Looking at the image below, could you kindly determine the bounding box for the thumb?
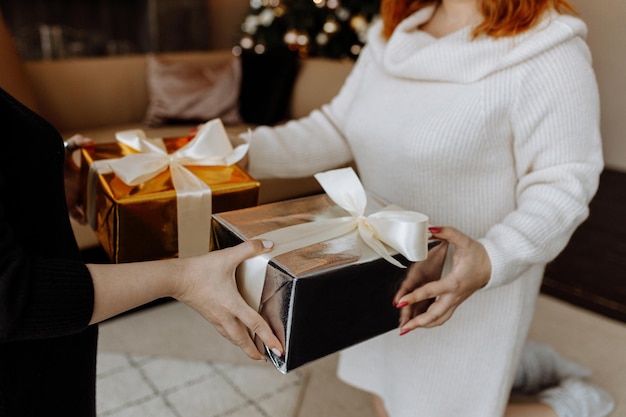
[229,239,274,264]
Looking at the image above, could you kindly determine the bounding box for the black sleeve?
[0,87,95,342]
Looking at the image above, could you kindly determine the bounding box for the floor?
[99,294,626,417]
[96,351,307,417]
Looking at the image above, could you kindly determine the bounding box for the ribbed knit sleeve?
[0,189,95,342]
[480,37,603,289]
[14,258,94,339]
[246,48,372,179]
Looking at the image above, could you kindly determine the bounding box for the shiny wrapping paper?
[212,193,435,373]
[80,135,260,263]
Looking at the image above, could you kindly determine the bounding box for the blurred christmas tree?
[233,0,380,60]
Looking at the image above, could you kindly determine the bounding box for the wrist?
[167,256,198,304]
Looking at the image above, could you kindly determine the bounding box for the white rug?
[96,352,308,417]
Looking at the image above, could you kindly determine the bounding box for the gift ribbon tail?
[86,161,114,231]
[170,163,213,258]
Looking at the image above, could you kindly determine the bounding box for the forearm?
[86,240,284,360]
[247,109,353,179]
[86,258,183,324]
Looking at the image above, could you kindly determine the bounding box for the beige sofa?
[12,51,354,250]
[22,51,354,142]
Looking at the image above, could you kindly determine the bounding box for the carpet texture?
[96,352,308,417]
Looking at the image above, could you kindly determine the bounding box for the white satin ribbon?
[237,167,429,311]
[87,118,248,258]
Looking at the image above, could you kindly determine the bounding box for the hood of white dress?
[366,5,589,83]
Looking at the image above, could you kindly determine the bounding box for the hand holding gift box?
[82,119,260,263]
[212,167,432,373]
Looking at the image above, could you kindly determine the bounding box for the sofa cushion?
[23,51,238,132]
[144,55,242,127]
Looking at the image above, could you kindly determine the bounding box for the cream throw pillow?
[144,55,242,127]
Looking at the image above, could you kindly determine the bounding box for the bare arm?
[87,239,282,361]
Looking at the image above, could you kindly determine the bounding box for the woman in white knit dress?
[243,0,613,416]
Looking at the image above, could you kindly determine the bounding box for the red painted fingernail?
[395,301,409,308]
[428,227,442,234]
[399,328,411,336]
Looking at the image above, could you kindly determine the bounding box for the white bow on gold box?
[80,119,260,263]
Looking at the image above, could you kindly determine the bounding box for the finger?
[394,276,421,306]
[394,241,449,305]
[394,263,433,307]
[418,300,456,328]
[397,279,446,307]
[428,239,450,263]
[217,317,266,360]
[401,299,456,332]
[398,297,435,329]
[429,226,472,249]
[398,304,411,328]
[398,292,435,329]
[236,303,283,358]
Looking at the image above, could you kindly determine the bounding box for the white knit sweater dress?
[246,6,602,417]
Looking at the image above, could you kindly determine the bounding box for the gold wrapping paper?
[81,134,260,263]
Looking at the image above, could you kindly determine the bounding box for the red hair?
[380,0,577,39]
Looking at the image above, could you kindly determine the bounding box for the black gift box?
[212,193,434,373]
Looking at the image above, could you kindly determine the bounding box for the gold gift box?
[212,194,435,373]
[81,135,260,263]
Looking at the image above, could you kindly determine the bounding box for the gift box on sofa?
[211,168,432,373]
[81,119,260,263]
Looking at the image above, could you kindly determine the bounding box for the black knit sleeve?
[0,87,95,342]
[0,186,94,342]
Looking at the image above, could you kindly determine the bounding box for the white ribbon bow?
[89,118,248,258]
[237,167,429,311]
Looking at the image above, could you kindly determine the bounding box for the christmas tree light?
[234,0,380,60]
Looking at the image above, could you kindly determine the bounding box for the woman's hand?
[173,239,283,361]
[63,134,94,224]
[88,239,283,361]
[394,226,491,334]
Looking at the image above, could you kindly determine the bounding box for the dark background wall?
[0,0,210,60]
